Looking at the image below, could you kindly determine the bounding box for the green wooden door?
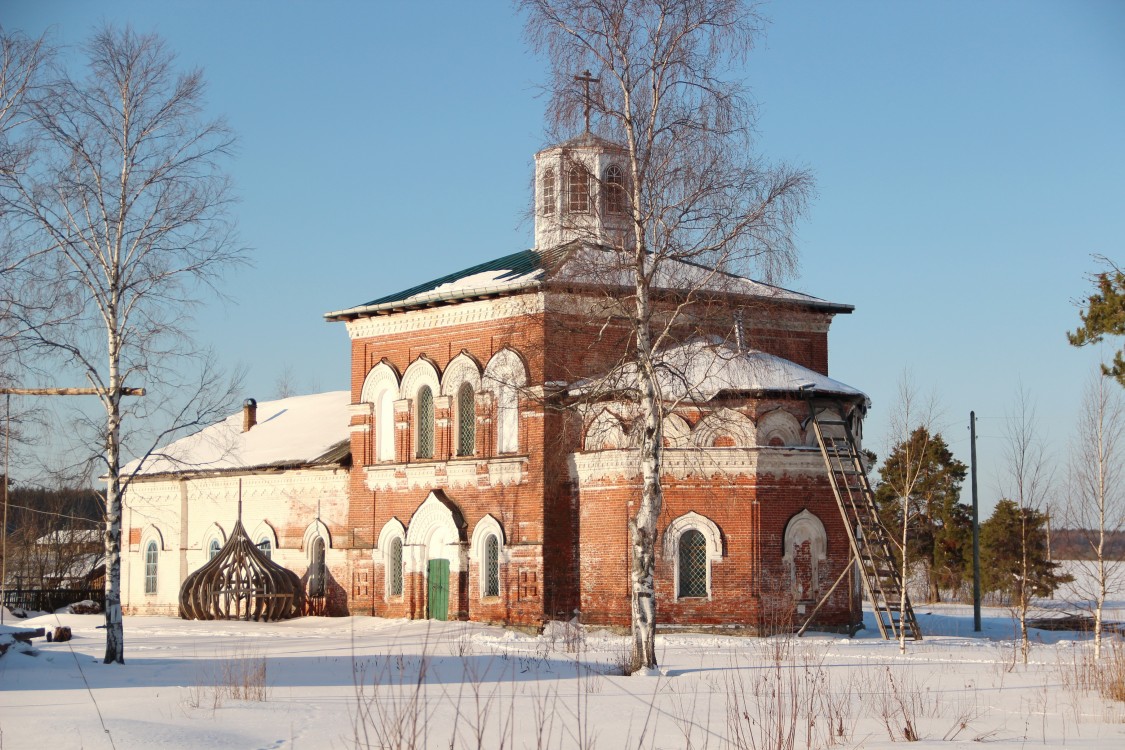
[427,559,449,621]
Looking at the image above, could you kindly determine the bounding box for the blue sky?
[5,0,1124,512]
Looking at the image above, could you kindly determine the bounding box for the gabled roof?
[325,243,851,321]
[126,391,351,478]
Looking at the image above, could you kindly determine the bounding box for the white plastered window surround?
[250,521,279,552]
[757,409,803,447]
[663,414,691,448]
[401,357,441,459]
[376,518,407,600]
[361,361,401,463]
[201,522,226,555]
[662,512,723,600]
[691,408,756,447]
[483,348,528,455]
[782,509,827,602]
[470,514,508,599]
[140,525,165,596]
[584,409,628,451]
[441,352,483,457]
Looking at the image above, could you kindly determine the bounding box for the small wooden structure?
[179,515,302,622]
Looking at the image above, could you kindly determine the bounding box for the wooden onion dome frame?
[179,502,302,622]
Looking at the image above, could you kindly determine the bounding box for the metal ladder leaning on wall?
[807,403,922,641]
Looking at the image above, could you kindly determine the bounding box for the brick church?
[121,133,868,634]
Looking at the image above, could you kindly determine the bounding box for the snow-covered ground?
[2,596,1124,750]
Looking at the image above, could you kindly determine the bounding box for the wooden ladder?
[808,404,922,642]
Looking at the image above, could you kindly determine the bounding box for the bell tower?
[533,134,631,251]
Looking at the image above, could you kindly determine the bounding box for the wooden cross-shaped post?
[0,386,144,625]
[575,70,600,133]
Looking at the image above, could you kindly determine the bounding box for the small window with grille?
[604,164,626,214]
[457,382,475,457]
[389,537,403,596]
[416,385,434,459]
[677,529,708,598]
[144,540,158,594]
[568,166,590,213]
[483,534,500,597]
[209,538,221,560]
[257,538,272,559]
[542,168,556,215]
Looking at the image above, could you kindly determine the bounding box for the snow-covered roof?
[126,391,351,478]
[34,529,100,546]
[573,339,865,402]
[325,243,850,321]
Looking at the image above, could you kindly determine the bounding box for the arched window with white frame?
[484,349,527,456]
[144,540,159,594]
[471,515,506,600]
[361,361,401,463]
[209,539,221,560]
[541,167,556,215]
[604,164,626,215]
[457,382,475,456]
[377,518,407,600]
[416,385,435,458]
[568,165,590,213]
[663,512,723,601]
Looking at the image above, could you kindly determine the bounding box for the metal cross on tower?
[574,70,600,133]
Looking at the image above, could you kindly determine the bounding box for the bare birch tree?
[873,373,939,653]
[1065,369,1125,659]
[0,27,243,663]
[1001,386,1055,664]
[521,0,813,669]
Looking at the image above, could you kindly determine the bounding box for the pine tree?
[981,498,1071,604]
[874,428,969,602]
[1069,258,1125,387]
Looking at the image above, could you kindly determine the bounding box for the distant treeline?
[2,480,104,534]
[1053,528,1125,560]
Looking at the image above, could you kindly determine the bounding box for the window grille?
[604,165,626,214]
[542,168,555,215]
[209,539,221,559]
[416,386,434,458]
[144,541,158,594]
[389,537,403,596]
[309,538,326,597]
[258,539,272,559]
[484,535,500,597]
[678,529,707,598]
[568,166,590,213]
[457,383,475,456]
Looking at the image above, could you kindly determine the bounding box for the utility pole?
[970,410,981,632]
[0,387,144,625]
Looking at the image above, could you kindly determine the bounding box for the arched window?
[257,538,272,559]
[483,534,500,597]
[416,385,434,459]
[388,537,403,597]
[541,168,556,215]
[568,165,590,213]
[485,349,526,455]
[457,382,475,456]
[209,539,221,560]
[678,530,707,598]
[309,537,326,597]
[144,541,159,594]
[604,164,626,215]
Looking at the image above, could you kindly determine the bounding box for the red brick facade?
[333,289,863,635]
